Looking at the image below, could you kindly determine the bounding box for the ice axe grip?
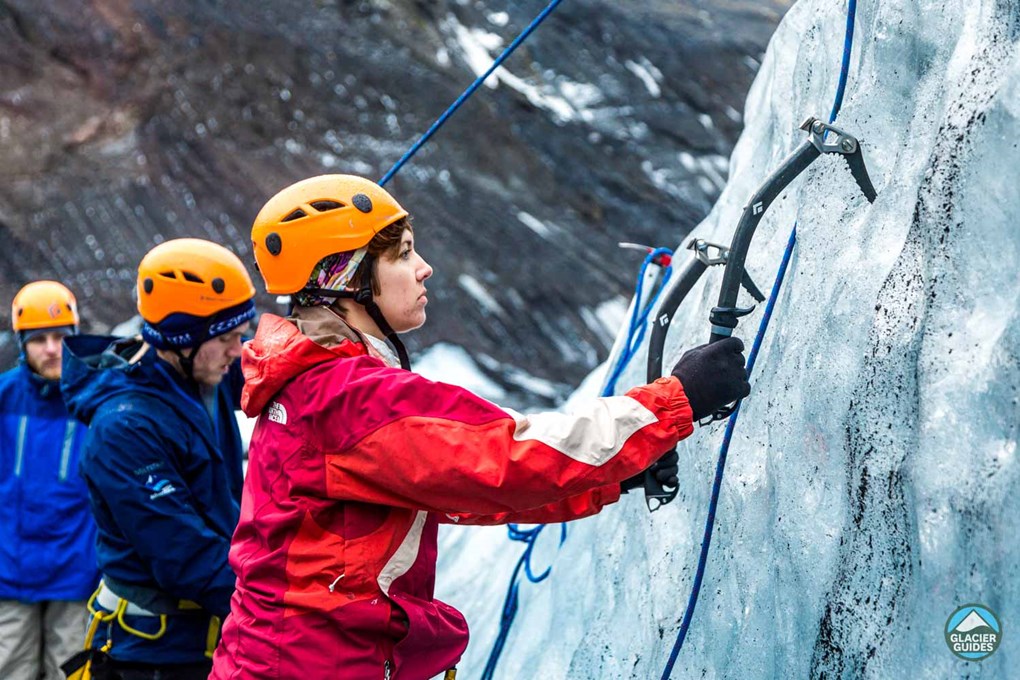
[641,242,726,511]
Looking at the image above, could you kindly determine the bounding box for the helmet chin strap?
[172,346,200,383]
[302,254,411,371]
[171,319,213,385]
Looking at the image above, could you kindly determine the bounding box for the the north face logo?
[267,401,288,425]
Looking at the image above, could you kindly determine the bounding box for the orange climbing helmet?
[251,175,409,294]
[12,280,79,333]
[137,238,256,349]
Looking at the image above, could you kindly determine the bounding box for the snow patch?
[516,211,554,238]
[450,19,505,88]
[445,14,603,124]
[624,58,663,98]
[457,274,504,315]
[594,296,629,336]
[415,343,507,402]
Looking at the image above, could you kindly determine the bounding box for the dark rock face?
[0,0,789,406]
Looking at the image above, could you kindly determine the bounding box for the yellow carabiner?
[114,598,168,641]
[86,584,118,624]
[66,586,120,680]
[205,615,222,658]
[82,604,104,651]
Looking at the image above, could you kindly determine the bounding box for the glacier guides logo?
[945,604,1001,661]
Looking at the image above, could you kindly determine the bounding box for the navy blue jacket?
[62,335,245,663]
[0,362,96,602]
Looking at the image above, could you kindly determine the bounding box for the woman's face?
[374,229,433,333]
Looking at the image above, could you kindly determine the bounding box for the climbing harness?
[61,581,220,679]
[659,1,872,677]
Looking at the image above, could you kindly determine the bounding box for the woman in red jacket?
[210,175,749,680]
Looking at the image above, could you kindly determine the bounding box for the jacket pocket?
[280,506,347,612]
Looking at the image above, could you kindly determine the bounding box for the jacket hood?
[241,311,369,417]
[61,335,166,425]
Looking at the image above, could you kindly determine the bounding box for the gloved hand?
[621,449,678,493]
[670,337,751,421]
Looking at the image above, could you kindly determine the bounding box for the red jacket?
[211,307,694,679]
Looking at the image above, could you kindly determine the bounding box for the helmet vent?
[352,193,373,213]
[282,208,308,222]
[265,233,283,255]
[310,200,343,212]
[212,277,226,294]
[143,278,154,294]
[182,271,204,284]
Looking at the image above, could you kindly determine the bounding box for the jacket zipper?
[58,420,76,481]
[384,660,391,680]
[13,415,27,477]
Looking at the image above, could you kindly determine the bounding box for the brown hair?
[348,216,413,295]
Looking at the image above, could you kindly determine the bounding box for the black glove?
[621,449,679,493]
[670,337,751,421]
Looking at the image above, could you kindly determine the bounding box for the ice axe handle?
[709,303,752,346]
[644,460,679,512]
[706,322,742,422]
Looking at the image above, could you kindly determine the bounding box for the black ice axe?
[642,116,878,510]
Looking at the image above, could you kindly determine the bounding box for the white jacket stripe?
[377,510,428,596]
[502,396,658,467]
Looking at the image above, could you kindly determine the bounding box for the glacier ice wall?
[436,0,1019,678]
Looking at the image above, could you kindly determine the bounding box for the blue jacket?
[62,335,245,664]
[0,362,96,602]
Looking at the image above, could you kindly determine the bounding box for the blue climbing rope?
[659,2,860,677]
[604,248,675,396]
[363,1,570,673]
[659,229,796,679]
[378,0,566,187]
[480,523,567,680]
[482,246,674,679]
[368,0,860,674]
[829,0,859,125]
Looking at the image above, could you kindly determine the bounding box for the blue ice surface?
[436,0,1020,677]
